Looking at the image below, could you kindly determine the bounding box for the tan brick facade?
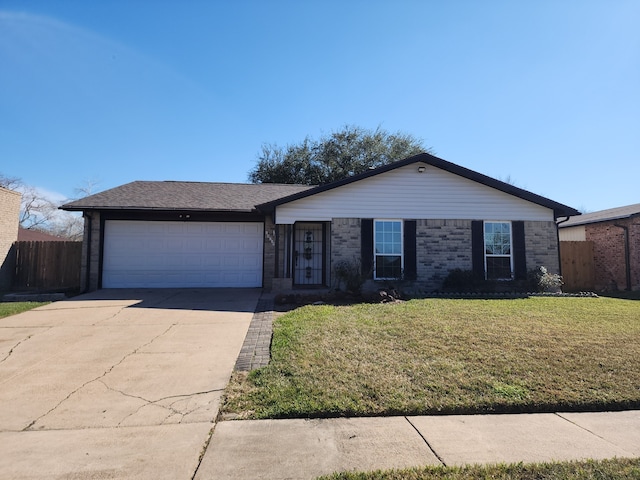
[524,221,560,274]
[0,187,21,290]
[330,218,361,265]
[315,218,559,294]
[414,219,473,291]
[586,218,640,291]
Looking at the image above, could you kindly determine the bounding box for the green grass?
[222,297,640,419]
[0,301,47,319]
[317,458,640,480]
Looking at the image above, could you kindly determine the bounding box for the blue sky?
[1,1,638,212]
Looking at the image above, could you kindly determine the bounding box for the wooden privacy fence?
[560,241,595,292]
[13,241,82,290]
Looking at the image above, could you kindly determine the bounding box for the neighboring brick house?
[559,204,640,291]
[0,186,21,290]
[62,153,579,293]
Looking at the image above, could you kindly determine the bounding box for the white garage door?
[103,220,263,288]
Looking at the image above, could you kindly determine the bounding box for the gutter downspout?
[614,223,631,291]
[555,216,571,277]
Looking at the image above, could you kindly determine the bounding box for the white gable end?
[275,164,554,224]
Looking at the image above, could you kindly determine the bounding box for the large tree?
[248,125,431,185]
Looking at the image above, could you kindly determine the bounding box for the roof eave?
[560,211,640,228]
[59,205,258,214]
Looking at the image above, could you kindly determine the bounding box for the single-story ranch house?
[61,153,580,293]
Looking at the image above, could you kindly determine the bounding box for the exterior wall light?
[418,166,426,173]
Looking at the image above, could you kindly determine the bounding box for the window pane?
[375,255,401,278]
[374,220,403,279]
[486,256,512,280]
[485,223,511,256]
[484,222,512,280]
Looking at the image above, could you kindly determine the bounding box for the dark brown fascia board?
[256,152,581,219]
[59,205,258,214]
[97,209,264,223]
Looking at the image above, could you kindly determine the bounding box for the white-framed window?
[374,219,403,279]
[484,221,513,280]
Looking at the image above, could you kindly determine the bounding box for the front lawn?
[222,297,640,419]
[0,301,47,319]
[318,458,640,480]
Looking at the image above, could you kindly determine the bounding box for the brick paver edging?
[234,296,274,371]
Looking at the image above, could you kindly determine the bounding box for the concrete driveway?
[0,288,260,479]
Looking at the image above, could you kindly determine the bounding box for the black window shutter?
[471,220,485,280]
[403,220,417,280]
[512,221,526,280]
[361,219,374,279]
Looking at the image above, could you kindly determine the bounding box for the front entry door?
[294,223,324,285]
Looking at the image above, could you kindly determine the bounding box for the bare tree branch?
[1,172,86,240]
[0,173,23,191]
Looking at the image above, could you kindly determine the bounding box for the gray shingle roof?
[61,181,314,212]
[560,203,640,227]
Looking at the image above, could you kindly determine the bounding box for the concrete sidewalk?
[196,410,640,479]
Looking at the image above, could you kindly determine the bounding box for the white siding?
[559,225,586,241]
[275,164,554,224]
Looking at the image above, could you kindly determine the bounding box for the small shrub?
[528,266,563,293]
[333,259,367,293]
[442,269,476,292]
[442,269,530,294]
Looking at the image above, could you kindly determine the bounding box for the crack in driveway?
[23,324,177,431]
[0,334,34,364]
[92,308,127,326]
[100,379,225,426]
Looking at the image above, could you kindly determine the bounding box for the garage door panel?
[103,220,263,288]
[186,239,203,250]
[211,243,225,252]
[166,238,184,249]
[204,224,224,234]
[203,256,222,267]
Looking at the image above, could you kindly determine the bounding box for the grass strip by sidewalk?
[0,302,48,319]
[317,458,640,480]
[222,297,640,419]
